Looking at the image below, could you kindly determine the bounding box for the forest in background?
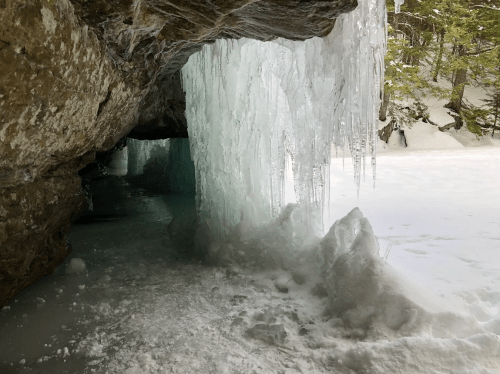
[382,0,500,137]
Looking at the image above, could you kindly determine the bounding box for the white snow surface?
[449,127,500,147]
[403,121,464,149]
[330,147,500,326]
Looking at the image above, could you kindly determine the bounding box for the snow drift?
[321,208,485,339]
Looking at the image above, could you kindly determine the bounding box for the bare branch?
[470,5,500,11]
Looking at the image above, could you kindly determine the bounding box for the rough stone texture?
[0,0,357,307]
[128,71,188,140]
[0,157,89,305]
[378,120,396,143]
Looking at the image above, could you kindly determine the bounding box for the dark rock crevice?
[96,89,113,118]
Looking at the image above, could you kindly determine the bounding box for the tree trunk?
[450,67,467,112]
[493,100,498,137]
[379,90,391,121]
[432,29,445,82]
[445,45,467,114]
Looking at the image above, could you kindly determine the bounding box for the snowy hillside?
[378,85,500,152]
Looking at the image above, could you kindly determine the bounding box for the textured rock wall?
[0,0,140,307]
[0,0,357,306]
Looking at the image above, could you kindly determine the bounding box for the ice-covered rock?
[246,324,287,345]
[66,258,87,275]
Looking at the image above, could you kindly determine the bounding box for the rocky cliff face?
[0,0,356,306]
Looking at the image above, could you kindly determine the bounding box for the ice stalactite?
[182,0,386,241]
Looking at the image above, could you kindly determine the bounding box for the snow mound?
[403,121,464,150]
[448,127,500,147]
[321,208,484,339]
[66,258,86,275]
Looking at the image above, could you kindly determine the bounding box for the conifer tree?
[382,0,500,135]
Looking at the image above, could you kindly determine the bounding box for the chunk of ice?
[66,258,86,275]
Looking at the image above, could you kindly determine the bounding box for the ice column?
[182,0,386,240]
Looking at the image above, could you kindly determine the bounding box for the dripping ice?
[182,0,387,240]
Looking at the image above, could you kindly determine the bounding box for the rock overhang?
[0,0,358,306]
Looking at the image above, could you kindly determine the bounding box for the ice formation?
[105,147,128,176]
[127,138,195,193]
[127,139,169,177]
[182,0,386,240]
[180,0,490,340]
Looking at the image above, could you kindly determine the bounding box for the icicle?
[182,0,387,240]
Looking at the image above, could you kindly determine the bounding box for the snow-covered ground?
[1,144,499,373]
[377,66,500,153]
[378,120,500,152]
[330,147,500,368]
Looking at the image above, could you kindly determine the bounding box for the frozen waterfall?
[182,0,386,242]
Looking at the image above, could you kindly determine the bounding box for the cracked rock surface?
[0,0,356,306]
